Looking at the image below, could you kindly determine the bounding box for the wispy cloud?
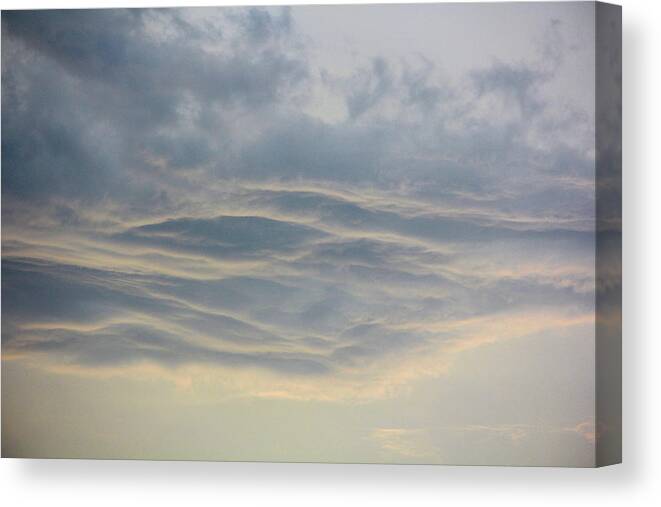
[370,428,435,459]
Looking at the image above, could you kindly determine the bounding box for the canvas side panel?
[595,1,622,467]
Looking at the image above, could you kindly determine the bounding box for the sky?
[2,3,602,465]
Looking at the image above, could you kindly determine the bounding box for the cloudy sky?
[2,3,600,465]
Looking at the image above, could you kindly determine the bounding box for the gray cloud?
[347,57,394,118]
[472,62,546,117]
[1,8,308,205]
[401,58,446,111]
[2,7,597,394]
[114,215,327,260]
[239,6,293,45]
[13,323,330,376]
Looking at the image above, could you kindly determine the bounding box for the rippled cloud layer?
[2,4,600,464]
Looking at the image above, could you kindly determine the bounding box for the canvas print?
[1,2,621,466]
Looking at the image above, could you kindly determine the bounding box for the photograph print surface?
[1,2,621,466]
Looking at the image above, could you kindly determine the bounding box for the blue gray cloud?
[2,6,596,401]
